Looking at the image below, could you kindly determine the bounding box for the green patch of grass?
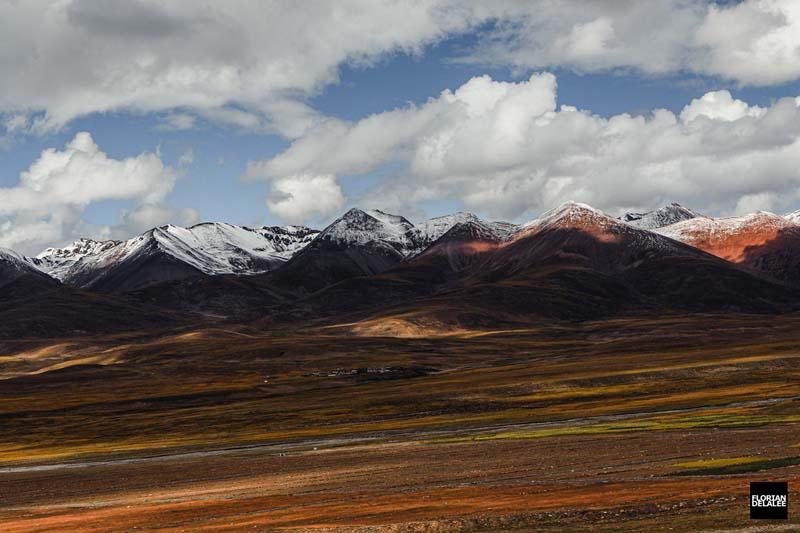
[672,457,761,469]
[432,414,800,443]
[671,456,800,476]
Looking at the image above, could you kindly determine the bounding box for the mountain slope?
[0,248,57,290]
[417,212,517,247]
[260,209,423,296]
[656,212,800,283]
[0,278,185,339]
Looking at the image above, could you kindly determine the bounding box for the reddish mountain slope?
[657,212,800,283]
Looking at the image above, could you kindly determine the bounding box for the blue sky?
[2,1,800,253]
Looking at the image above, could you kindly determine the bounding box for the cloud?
[177,147,194,167]
[266,174,345,224]
[0,0,480,132]
[157,113,196,131]
[459,0,800,87]
[0,132,185,254]
[679,90,765,123]
[247,73,800,221]
[2,0,800,136]
[115,203,198,237]
[693,0,800,86]
[453,1,704,75]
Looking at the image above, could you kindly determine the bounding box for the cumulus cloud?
[679,90,765,123]
[247,73,800,222]
[0,132,185,254]
[266,174,345,224]
[693,0,800,86]
[1,0,800,136]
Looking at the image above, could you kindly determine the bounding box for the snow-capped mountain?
[152,222,319,273]
[24,207,516,293]
[655,211,793,260]
[653,211,800,283]
[418,212,517,244]
[1,248,56,289]
[515,201,685,254]
[521,201,609,231]
[31,238,121,281]
[27,200,800,295]
[316,208,518,258]
[316,208,424,257]
[620,203,701,229]
[35,222,319,291]
[784,210,800,224]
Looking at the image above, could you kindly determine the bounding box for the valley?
[1,314,799,531]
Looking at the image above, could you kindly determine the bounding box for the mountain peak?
[33,221,320,289]
[784,209,800,224]
[521,201,610,232]
[621,203,702,229]
[317,208,418,252]
[1,247,56,289]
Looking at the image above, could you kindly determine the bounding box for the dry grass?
[3,314,800,530]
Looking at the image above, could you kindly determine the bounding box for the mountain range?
[4,201,800,338]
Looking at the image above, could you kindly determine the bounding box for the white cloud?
[248,73,800,222]
[0,132,173,214]
[460,0,800,87]
[680,90,765,123]
[0,0,481,132]
[115,203,199,237]
[266,174,345,224]
[454,1,704,76]
[0,132,185,254]
[2,0,800,136]
[693,0,800,86]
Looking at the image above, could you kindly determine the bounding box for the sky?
[2,0,800,254]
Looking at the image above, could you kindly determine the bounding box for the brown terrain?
[1,313,799,531]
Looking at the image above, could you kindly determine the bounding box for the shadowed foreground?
[2,314,799,531]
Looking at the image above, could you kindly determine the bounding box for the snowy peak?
[419,212,518,243]
[1,247,32,269]
[149,222,319,274]
[520,201,616,234]
[657,211,792,241]
[419,212,482,242]
[621,203,702,229]
[36,238,121,260]
[35,222,320,287]
[655,211,797,264]
[316,208,421,255]
[436,219,504,244]
[1,247,55,288]
[32,238,121,280]
[316,208,519,258]
[784,209,800,224]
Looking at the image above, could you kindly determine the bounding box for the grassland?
[1,313,799,531]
